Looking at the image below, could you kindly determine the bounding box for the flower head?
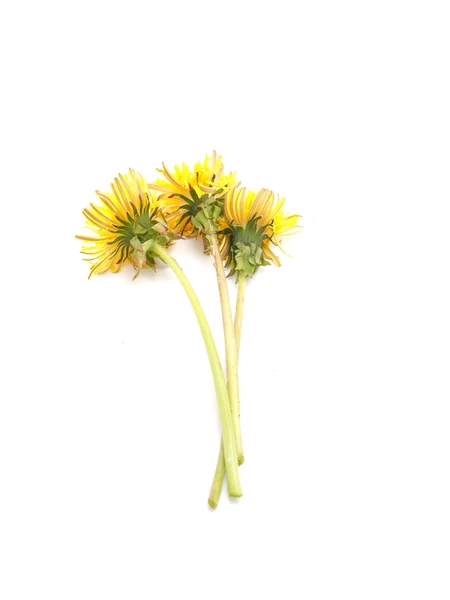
[77,169,173,278]
[219,187,301,278]
[149,151,238,238]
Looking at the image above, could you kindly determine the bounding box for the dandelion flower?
[208,186,301,508]
[76,169,173,278]
[219,187,301,278]
[77,169,243,498]
[149,151,238,237]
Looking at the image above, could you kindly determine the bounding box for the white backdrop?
[1,1,449,598]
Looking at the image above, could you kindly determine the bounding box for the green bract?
[222,216,271,278]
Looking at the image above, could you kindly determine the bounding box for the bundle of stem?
[208,272,247,508]
[154,243,242,498]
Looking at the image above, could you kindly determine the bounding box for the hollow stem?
[153,243,242,498]
[209,234,244,464]
[208,274,247,508]
[208,443,225,509]
[234,276,246,362]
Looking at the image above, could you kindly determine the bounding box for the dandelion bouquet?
[77,153,301,508]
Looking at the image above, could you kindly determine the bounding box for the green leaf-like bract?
[223,216,272,278]
[127,207,174,276]
[172,185,225,237]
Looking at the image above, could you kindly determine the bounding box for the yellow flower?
[219,187,301,277]
[77,169,172,278]
[148,151,238,237]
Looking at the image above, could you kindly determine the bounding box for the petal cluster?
[219,187,301,277]
[149,151,238,237]
[78,152,301,280]
[77,169,171,278]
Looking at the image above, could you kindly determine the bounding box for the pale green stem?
[209,234,244,464]
[208,443,225,509]
[208,274,247,508]
[153,243,242,498]
[234,276,246,361]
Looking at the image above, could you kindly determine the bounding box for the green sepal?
[129,210,174,272]
[171,188,224,237]
[227,241,270,278]
[224,216,272,278]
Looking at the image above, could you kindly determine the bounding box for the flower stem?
[208,443,225,509]
[153,243,242,498]
[234,276,246,362]
[209,234,244,464]
[208,274,247,508]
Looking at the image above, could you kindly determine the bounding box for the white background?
[1,1,449,598]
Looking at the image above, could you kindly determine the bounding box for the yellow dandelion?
[148,151,238,237]
[76,169,243,499]
[208,187,301,508]
[77,169,172,278]
[219,187,301,277]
